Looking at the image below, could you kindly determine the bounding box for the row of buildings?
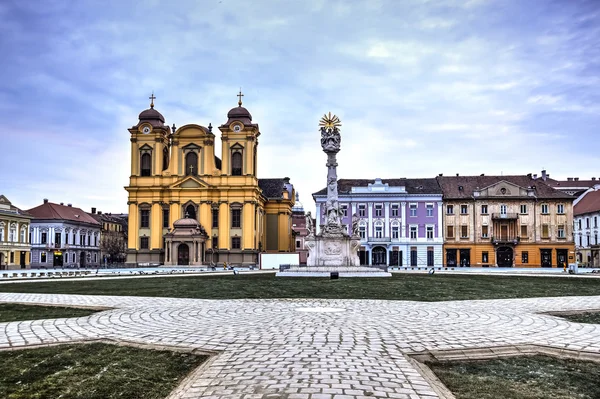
[0,196,127,270]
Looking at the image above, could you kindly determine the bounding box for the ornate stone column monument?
[305,113,360,266]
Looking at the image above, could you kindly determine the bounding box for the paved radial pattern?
[1,293,600,398]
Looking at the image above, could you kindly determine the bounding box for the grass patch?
[0,303,99,323]
[1,273,600,301]
[0,342,208,399]
[559,311,600,325]
[427,355,600,399]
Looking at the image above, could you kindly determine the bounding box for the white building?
[573,185,600,267]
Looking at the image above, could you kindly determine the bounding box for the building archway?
[80,251,86,268]
[178,243,190,265]
[372,246,387,265]
[496,246,513,267]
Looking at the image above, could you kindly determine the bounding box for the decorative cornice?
[127,201,138,205]
[130,138,138,143]
[203,139,214,145]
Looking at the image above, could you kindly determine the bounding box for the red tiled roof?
[27,202,100,225]
[574,190,600,216]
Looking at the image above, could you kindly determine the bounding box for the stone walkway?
[1,293,600,398]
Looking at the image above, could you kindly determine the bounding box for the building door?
[80,252,86,268]
[178,243,190,265]
[497,246,513,267]
[53,252,63,267]
[20,252,26,269]
[427,248,434,267]
[359,250,368,265]
[446,249,457,267]
[410,248,417,266]
[372,247,386,265]
[459,249,471,267]
[390,251,399,266]
[540,249,552,267]
[556,249,568,268]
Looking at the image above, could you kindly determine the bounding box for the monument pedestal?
[305,233,360,266]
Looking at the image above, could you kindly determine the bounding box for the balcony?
[492,213,518,220]
[368,236,391,243]
[491,236,520,245]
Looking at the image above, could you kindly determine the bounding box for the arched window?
[20,228,26,243]
[231,151,242,176]
[162,147,169,171]
[185,152,198,176]
[186,204,196,220]
[140,153,151,176]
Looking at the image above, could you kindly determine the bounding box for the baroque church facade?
[125,94,295,266]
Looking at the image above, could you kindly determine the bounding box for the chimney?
[283,177,290,184]
[592,177,596,181]
[91,207,96,214]
[60,202,64,205]
[438,173,443,176]
[567,177,573,181]
[43,198,48,204]
[541,170,547,181]
[456,173,459,176]
[98,211,102,215]
[575,177,579,181]
[533,174,537,179]
[480,173,484,176]
[68,204,72,207]
[527,173,532,178]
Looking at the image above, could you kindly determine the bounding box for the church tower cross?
[149,92,156,109]
[237,89,244,106]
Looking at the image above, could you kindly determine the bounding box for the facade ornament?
[306,211,314,237]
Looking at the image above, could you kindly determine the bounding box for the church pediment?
[182,143,202,150]
[170,175,212,189]
[474,180,533,198]
[139,144,153,151]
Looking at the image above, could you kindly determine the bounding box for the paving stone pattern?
[1,293,600,398]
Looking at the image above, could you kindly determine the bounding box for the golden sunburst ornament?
[319,112,341,129]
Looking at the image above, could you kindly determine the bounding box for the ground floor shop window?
[521,251,528,263]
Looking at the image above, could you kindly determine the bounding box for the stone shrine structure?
[304,114,361,266]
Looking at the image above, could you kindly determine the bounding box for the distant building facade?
[88,209,127,264]
[27,200,101,268]
[437,175,575,267]
[573,185,600,267]
[0,195,32,270]
[313,178,443,266]
[291,193,309,264]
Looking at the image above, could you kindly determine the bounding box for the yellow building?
[438,175,575,268]
[0,195,32,270]
[125,94,295,266]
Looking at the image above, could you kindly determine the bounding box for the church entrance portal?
[496,246,513,267]
[178,243,190,265]
[372,247,386,265]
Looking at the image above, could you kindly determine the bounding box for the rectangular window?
[358,204,366,217]
[482,251,488,263]
[482,225,488,238]
[542,224,549,238]
[231,237,241,249]
[578,219,581,230]
[426,226,434,239]
[41,252,47,263]
[409,203,417,217]
[522,251,529,263]
[341,204,348,217]
[163,209,169,228]
[481,205,488,214]
[212,236,218,249]
[359,226,366,239]
[541,204,549,214]
[296,240,301,249]
[391,204,399,217]
[375,225,383,238]
[410,226,417,239]
[446,205,454,215]
[461,225,468,238]
[426,204,434,217]
[80,235,84,246]
[557,204,564,214]
[55,232,61,247]
[447,225,454,238]
[140,210,150,228]
[586,218,590,228]
[140,237,149,249]
[212,209,219,228]
[392,226,399,239]
[427,247,434,267]
[557,225,565,238]
[375,204,383,217]
[500,204,507,215]
[520,204,527,214]
[41,232,47,244]
[595,217,598,228]
[460,205,468,214]
[521,225,528,239]
[596,234,598,245]
[232,209,241,228]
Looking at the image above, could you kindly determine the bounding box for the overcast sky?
[1,0,599,214]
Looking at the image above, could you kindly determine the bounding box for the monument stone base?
[304,233,360,266]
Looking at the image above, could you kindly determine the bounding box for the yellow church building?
[125,93,295,266]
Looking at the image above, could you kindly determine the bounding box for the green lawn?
[1,273,599,301]
[560,312,600,325]
[0,343,208,399]
[427,355,600,399]
[0,303,100,323]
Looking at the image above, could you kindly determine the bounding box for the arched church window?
[140,153,151,176]
[186,204,197,220]
[185,152,198,176]
[231,151,242,176]
[162,147,169,171]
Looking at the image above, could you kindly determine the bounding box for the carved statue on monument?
[351,213,360,237]
[305,211,314,237]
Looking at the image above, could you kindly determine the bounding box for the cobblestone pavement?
[1,293,600,398]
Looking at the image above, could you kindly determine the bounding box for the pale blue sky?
[1,0,599,214]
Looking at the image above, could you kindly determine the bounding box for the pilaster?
[150,202,162,249]
[218,202,230,249]
[243,202,254,249]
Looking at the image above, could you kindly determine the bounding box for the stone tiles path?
[1,293,600,398]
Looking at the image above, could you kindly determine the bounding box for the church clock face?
[142,126,151,134]
[233,125,241,132]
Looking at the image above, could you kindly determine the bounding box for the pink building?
[291,193,310,264]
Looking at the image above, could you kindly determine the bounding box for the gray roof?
[312,178,442,196]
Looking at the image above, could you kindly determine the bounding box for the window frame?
[409,203,418,217]
[481,204,488,214]
[460,204,468,215]
[231,236,241,249]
